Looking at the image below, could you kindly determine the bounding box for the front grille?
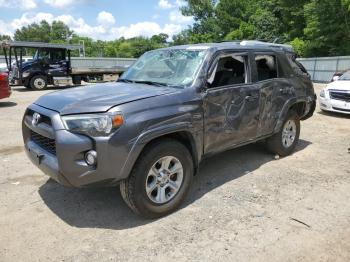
[26,109,52,126]
[329,91,350,102]
[31,131,56,155]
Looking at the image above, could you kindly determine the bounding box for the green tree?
[304,0,350,56]
[14,20,73,43]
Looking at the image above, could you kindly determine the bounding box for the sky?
[0,0,194,40]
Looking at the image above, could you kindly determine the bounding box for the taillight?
[0,73,8,81]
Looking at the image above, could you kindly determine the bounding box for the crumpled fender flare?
[274,96,315,133]
[118,122,198,180]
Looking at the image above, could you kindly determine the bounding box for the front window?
[339,70,350,81]
[33,49,50,60]
[120,49,207,88]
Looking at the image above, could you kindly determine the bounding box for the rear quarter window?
[287,56,309,76]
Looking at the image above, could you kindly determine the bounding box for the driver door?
[48,49,68,77]
[203,51,261,154]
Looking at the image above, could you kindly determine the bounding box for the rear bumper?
[22,104,131,187]
[300,94,317,120]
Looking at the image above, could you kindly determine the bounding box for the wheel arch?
[28,72,50,87]
[274,99,308,133]
[119,126,202,180]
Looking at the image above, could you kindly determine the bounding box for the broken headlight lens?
[61,113,124,137]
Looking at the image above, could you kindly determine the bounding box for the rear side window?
[255,55,277,81]
[288,56,309,76]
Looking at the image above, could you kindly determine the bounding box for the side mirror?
[332,75,340,81]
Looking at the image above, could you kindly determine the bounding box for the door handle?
[245,94,258,102]
[280,86,294,94]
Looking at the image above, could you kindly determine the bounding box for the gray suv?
[22,41,316,218]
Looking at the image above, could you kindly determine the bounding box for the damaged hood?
[34,82,178,115]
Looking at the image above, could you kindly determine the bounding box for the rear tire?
[266,110,300,157]
[30,75,47,90]
[120,138,194,218]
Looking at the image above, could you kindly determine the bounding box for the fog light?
[85,150,97,166]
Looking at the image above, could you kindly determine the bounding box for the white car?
[319,70,350,114]
[0,57,33,72]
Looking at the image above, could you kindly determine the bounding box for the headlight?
[320,89,326,98]
[61,113,124,137]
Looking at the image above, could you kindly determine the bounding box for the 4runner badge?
[32,112,41,126]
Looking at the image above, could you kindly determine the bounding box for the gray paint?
[22,43,316,187]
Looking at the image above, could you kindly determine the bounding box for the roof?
[163,40,294,53]
[0,41,83,50]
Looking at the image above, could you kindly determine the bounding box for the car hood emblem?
[32,112,41,126]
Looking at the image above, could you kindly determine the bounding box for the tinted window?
[208,55,247,88]
[50,50,65,63]
[255,55,277,81]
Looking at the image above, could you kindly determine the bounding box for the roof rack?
[0,41,83,50]
[240,40,294,52]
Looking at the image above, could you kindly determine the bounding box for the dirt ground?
[0,84,349,262]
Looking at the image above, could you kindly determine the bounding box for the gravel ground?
[0,84,349,262]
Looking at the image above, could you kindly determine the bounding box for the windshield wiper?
[117,78,134,83]
[132,80,169,87]
[118,78,181,88]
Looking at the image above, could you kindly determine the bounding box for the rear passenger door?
[253,53,293,137]
[203,51,261,154]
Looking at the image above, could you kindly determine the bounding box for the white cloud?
[112,22,182,39]
[11,12,55,29]
[44,0,93,9]
[0,12,186,41]
[158,0,173,9]
[175,0,186,7]
[97,11,115,25]
[0,0,37,10]
[44,0,73,8]
[169,10,193,24]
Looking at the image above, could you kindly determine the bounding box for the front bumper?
[22,104,131,187]
[319,96,350,115]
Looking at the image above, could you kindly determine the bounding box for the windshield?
[339,70,350,81]
[33,49,50,60]
[120,49,207,88]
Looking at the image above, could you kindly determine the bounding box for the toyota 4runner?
[22,41,316,218]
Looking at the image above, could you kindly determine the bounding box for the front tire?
[266,110,300,157]
[120,138,194,218]
[30,75,47,90]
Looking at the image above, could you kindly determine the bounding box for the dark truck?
[1,41,130,90]
[22,41,316,218]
